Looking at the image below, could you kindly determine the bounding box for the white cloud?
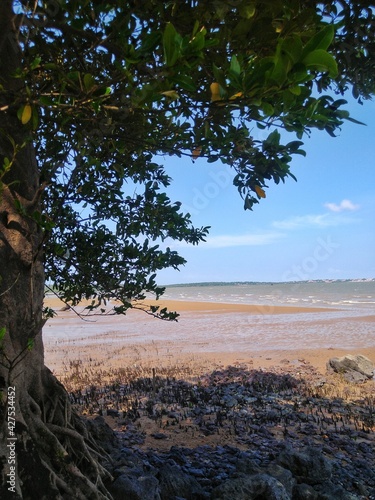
[169,231,284,249]
[203,232,284,248]
[272,210,360,230]
[272,214,336,230]
[324,199,360,213]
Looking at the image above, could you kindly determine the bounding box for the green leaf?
[0,327,6,342]
[39,95,55,106]
[289,85,301,95]
[138,31,161,55]
[244,195,257,210]
[270,51,290,85]
[280,36,303,64]
[239,3,256,19]
[171,74,196,91]
[31,106,39,130]
[212,64,227,89]
[230,55,241,77]
[289,63,310,83]
[265,129,280,146]
[30,56,42,70]
[83,73,96,91]
[192,20,200,37]
[345,115,366,126]
[302,25,335,57]
[286,140,304,151]
[44,62,58,70]
[2,157,10,169]
[163,22,179,67]
[261,102,274,116]
[188,28,206,52]
[303,49,338,77]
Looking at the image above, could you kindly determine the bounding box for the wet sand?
[43,297,375,381]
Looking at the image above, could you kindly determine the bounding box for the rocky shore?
[68,359,375,499]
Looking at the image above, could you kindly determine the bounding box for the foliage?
[3,0,375,316]
[314,1,375,100]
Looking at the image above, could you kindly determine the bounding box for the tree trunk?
[0,4,112,498]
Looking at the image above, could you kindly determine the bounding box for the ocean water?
[163,280,375,311]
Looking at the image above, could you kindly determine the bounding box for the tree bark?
[0,4,112,498]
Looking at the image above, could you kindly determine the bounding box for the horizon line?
[163,278,375,287]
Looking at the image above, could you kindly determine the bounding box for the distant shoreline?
[164,278,375,287]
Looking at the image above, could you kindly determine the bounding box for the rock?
[353,480,370,497]
[293,483,318,499]
[107,408,120,417]
[71,363,375,499]
[341,369,368,383]
[158,464,207,500]
[221,395,238,407]
[276,447,332,485]
[169,447,189,466]
[265,464,296,497]
[210,473,291,500]
[327,354,374,380]
[314,482,360,500]
[235,457,262,475]
[188,467,206,478]
[85,415,119,452]
[151,432,168,440]
[109,474,160,500]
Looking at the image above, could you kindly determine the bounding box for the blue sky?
[156,95,375,285]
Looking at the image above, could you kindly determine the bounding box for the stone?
[293,483,318,499]
[188,467,206,477]
[235,457,262,475]
[106,408,120,417]
[342,369,368,383]
[314,482,359,500]
[108,474,160,500]
[169,447,189,466]
[265,464,296,497]
[210,473,291,500]
[327,354,374,379]
[151,432,168,440]
[158,464,207,500]
[276,447,332,485]
[85,416,119,452]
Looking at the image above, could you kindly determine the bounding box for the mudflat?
[43,296,375,380]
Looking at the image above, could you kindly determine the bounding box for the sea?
[162,280,375,311]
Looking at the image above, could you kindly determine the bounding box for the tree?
[0,1,374,497]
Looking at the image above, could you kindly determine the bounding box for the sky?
[154,94,375,285]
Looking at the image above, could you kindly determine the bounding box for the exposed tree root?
[1,368,115,499]
[46,423,112,483]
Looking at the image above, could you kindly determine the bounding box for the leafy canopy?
[3,0,375,318]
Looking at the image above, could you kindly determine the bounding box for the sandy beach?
[43,296,375,385]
